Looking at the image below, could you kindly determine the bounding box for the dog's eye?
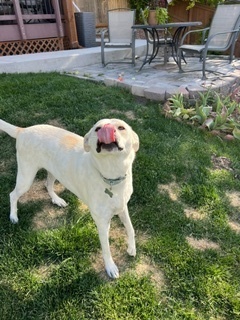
[95,127,101,132]
[118,126,125,131]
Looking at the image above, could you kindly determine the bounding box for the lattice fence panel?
[0,38,64,56]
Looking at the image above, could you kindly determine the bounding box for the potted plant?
[143,0,170,24]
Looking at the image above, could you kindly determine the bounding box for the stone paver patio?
[67,55,240,102]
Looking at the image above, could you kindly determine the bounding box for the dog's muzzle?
[96,141,123,153]
[96,123,123,153]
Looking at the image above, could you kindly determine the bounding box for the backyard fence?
[73,0,129,26]
[168,2,240,57]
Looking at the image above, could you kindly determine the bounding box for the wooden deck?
[0,0,78,55]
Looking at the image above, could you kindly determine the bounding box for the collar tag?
[100,173,127,198]
[105,188,113,198]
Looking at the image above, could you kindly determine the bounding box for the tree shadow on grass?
[0,268,102,320]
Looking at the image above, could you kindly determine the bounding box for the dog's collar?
[101,174,127,187]
[99,172,127,198]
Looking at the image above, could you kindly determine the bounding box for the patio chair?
[177,3,240,79]
[101,8,136,66]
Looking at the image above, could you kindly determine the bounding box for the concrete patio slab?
[0,40,146,73]
[0,40,239,102]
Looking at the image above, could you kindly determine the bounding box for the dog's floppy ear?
[84,131,91,152]
[132,130,139,152]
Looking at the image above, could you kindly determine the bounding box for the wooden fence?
[168,3,214,26]
[74,1,239,56]
[74,1,214,28]
[168,3,215,44]
[73,0,129,26]
[168,2,240,57]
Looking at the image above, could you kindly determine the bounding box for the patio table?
[132,21,202,70]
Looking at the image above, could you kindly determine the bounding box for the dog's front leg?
[93,215,119,278]
[118,206,136,257]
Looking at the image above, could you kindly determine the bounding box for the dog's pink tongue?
[97,124,116,144]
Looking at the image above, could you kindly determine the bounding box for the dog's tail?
[0,119,20,139]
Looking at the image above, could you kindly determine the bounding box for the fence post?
[62,0,79,48]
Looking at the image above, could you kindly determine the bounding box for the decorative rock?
[224,134,235,141]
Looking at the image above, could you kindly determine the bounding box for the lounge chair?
[177,3,240,79]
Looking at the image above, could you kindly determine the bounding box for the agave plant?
[164,90,240,139]
[167,93,195,120]
[190,92,238,131]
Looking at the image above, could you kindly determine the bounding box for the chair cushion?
[180,45,205,53]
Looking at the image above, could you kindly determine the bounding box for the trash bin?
[75,12,96,48]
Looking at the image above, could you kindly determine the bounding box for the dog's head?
[84,119,139,155]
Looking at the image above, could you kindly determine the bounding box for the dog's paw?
[52,196,68,208]
[105,262,119,279]
[127,246,136,257]
[10,214,18,224]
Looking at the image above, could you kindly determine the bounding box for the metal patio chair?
[177,3,240,79]
[101,8,136,66]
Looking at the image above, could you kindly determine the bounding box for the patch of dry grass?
[186,236,220,251]
[158,181,179,202]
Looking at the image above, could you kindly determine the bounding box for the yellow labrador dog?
[0,118,139,278]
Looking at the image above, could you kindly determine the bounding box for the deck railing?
[0,0,64,41]
[0,0,80,55]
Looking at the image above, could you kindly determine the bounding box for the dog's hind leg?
[10,163,38,224]
[45,171,67,207]
[118,207,136,257]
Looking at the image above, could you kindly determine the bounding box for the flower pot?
[148,10,157,25]
[147,8,169,25]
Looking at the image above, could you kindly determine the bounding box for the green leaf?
[202,106,212,117]
[173,108,182,117]
[194,106,212,124]
[190,115,201,122]
[204,117,214,130]
[220,105,228,119]
[227,103,236,116]
[233,127,240,140]
[213,114,226,129]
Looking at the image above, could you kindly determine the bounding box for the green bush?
[128,0,149,22]
[128,0,226,21]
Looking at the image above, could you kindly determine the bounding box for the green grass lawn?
[0,73,239,320]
